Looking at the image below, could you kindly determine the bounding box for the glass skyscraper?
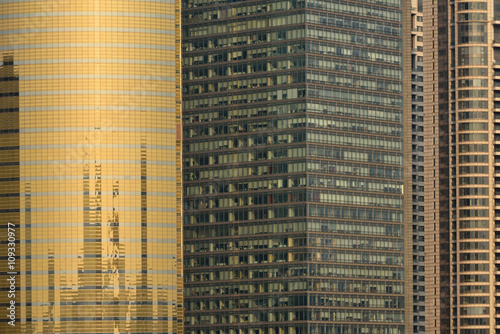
[182,0,412,333]
[0,1,182,333]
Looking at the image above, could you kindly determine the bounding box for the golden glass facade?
[0,1,182,333]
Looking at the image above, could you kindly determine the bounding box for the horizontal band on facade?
[0,27,175,35]
[0,11,175,20]
[16,254,177,260]
[19,160,176,166]
[0,175,176,182]
[1,190,176,197]
[14,58,176,65]
[18,300,177,306]
[12,269,178,275]
[20,90,176,97]
[15,206,177,213]
[15,316,176,322]
[13,223,178,228]
[1,43,176,51]
[0,208,178,213]
[20,105,176,112]
[19,238,177,244]
[19,127,176,134]
[20,74,176,81]
[18,144,176,150]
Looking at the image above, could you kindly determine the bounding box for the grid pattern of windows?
[453,0,491,332]
[182,0,408,333]
[0,1,182,333]
[410,0,425,332]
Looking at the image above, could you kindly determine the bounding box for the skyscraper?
[410,0,426,332]
[424,0,496,333]
[182,0,412,333]
[0,1,182,333]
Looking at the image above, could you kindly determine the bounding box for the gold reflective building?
[0,1,182,333]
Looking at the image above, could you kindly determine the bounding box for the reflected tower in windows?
[0,1,183,333]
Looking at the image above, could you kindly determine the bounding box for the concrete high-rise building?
[410,0,425,332]
[182,0,412,333]
[424,0,500,333]
[0,1,182,333]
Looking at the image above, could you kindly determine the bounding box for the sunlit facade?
[182,0,412,333]
[0,1,182,333]
[410,0,425,332]
[424,0,500,333]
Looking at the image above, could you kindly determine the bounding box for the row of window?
[186,250,402,268]
[458,133,488,142]
[185,205,307,224]
[458,144,488,153]
[183,102,301,121]
[184,130,402,153]
[184,146,306,167]
[185,178,400,204]
[459,220,488,228]
[308,145,403,165]
[185,117,307,136]
[184,87,306,109]
[185,190,306,209]
[185,308,403,326]
[183,159,401,183]
[185,325,402,334]
[185,115,401,140]
[306,12,400,37]
[307,131,402,151]
[183,101,401,124]
[459,252,488,261]
[186,295,405,312]
[459,242,489,250]
[184,0,303,13]
[307,26,401,51]
[458,154,488,163]
[309,204,403,223]
[184,219,402,240]
[184,72,303,95]
[457,122,488,130]
[307,160,402,179]
[308,174,402,193]
[184,263,404,284]
[184,220,307,238]
[307,85,401,108]
[309,0,402,20]
[185,277,403,297]
[185,171,303,187]
[185,42,304,66]
[184,14,304,39]
[309,189,403,208]
[308,55,402,80]
[307,41,401,66]
[459,285,489,294]
[184,58,304,80]
[307,71,402,93]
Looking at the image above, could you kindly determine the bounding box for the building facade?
[410,0,426,332]
[182,0,412,333]
[0,1,182,333]
[424,0,500,333]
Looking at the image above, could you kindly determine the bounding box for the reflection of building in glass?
[182,0,412,332]
[0,1,183,333]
